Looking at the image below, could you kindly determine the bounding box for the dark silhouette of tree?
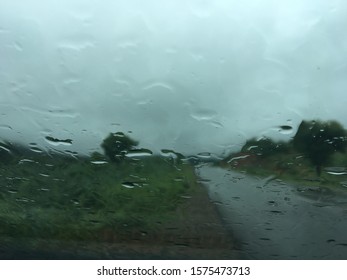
[241,137,290,157]
[101,132,138,162]
[293,120,347,176]
[0,140,16,163]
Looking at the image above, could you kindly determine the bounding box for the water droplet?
[45,136,73,146]
[63,150,79,157]
[90,160,108,165]
[121,182,142,189]
[71,199,80,205]
[7,189,18,194]
[213,201,224,206]
[277,125,293,134]
[160,149,183,160]
[18,159,37,164]
[279,125,293,130]
[227,154,250,163]
[267,200,278,206]
[0,144,11,154]
[0,125,12,130]
[16,197,30,203]
[173,178,184,182]
[191,108,217,121]
[209,120,224,128]
[30,146,44,153]
[125,149,153,158]
[325,167,347,176]
[197,152,212,159]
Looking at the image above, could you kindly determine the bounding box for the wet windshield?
[1,0,347,260]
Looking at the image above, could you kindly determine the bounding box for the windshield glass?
[1,0,347,260]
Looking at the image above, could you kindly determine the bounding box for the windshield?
[1,0,347,260]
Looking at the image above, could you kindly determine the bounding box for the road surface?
[197,165,347,259]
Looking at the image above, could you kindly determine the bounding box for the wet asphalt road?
[197,165,347,259]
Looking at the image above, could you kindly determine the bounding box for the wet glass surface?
[198,165,347,259]
[1,1,347,259]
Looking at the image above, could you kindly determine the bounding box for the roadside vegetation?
[0,133,199,243]
[220,119,347,190]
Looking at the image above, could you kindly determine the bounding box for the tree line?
[239,120,347,176]
[2,119,346,176]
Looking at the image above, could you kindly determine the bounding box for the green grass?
[0,154,198,242]
[219,150,347,191]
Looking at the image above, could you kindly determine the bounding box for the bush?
[101,132,138,162]
[293,120,347,176]
[241,137,291,158]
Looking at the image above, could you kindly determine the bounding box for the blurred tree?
[101,132,138,162]
[241,137,290,157]
[293,120,347,176]
[0,141,16,163]
[0,140,27,163]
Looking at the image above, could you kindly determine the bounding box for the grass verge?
[0,154,236,259]
[219,151,347,193]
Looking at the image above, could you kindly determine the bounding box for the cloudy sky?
[1,0,347,157]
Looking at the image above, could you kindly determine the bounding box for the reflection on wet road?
[197,165,347,259]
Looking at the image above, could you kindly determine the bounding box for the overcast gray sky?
[1,0,347,157]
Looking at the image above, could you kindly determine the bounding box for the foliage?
[293,120,347,175]
[241,137,291,158]
[0,141,15,163]
[0,154,197,242]
[101,132,138,162]
[0,140,25,163]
